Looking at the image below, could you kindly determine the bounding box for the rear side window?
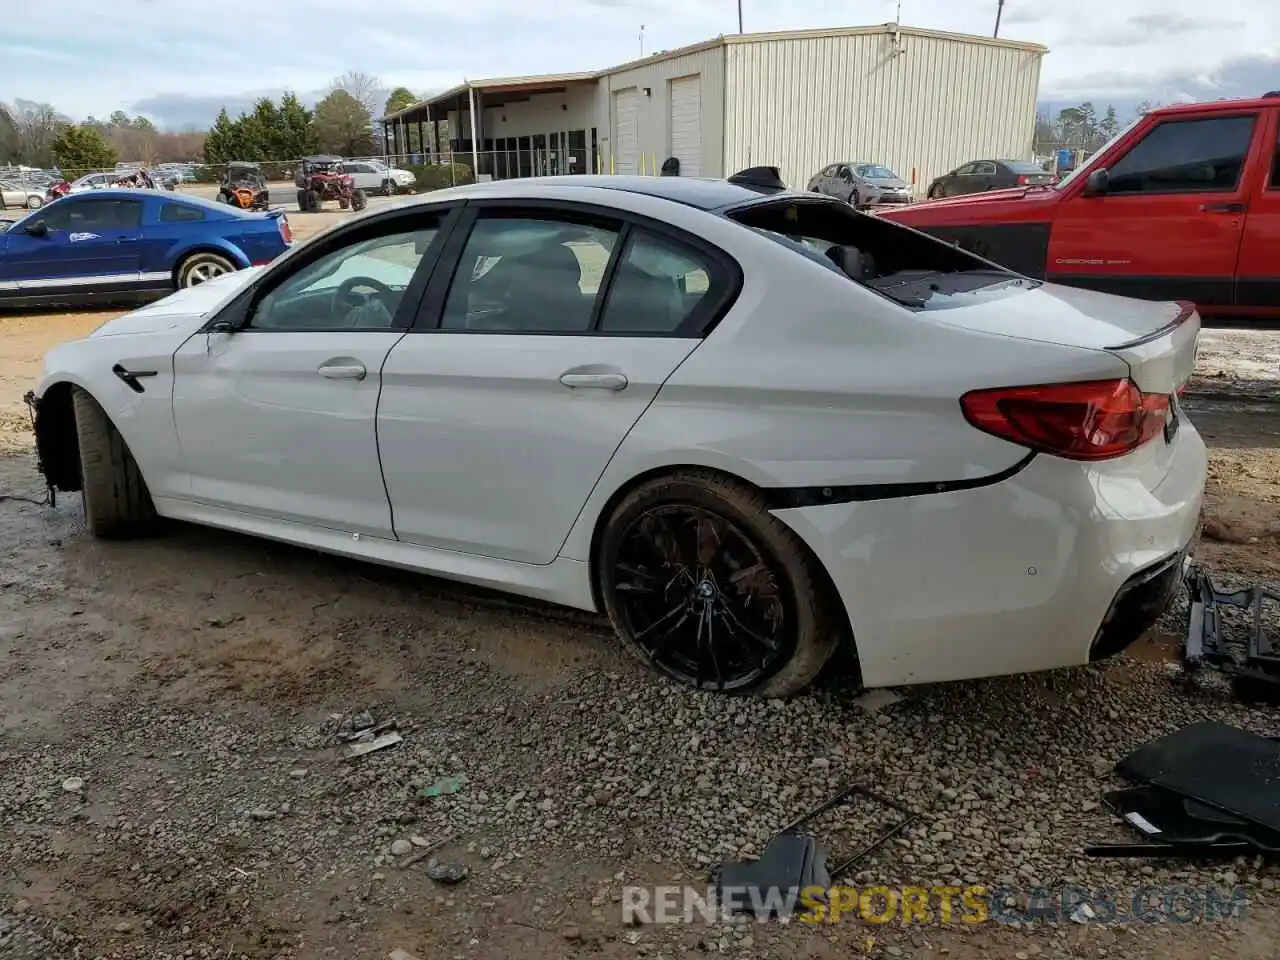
[1107,116,1257,194]
[1270,126,1280,190]
[1004,161,1046,175]
[598,230,713,335]
[160,203,206,223]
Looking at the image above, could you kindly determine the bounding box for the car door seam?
[374,330,412,540]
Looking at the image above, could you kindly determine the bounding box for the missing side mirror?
[1082,168,1110,197]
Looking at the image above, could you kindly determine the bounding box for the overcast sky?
[4,0,1278,128]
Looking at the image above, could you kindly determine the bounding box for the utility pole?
[639,23,645,57]
[993,0,1004,37]
[737,0,743,33]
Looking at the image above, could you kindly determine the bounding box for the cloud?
[4,0,1278,130]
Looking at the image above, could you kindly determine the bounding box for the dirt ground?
[2,307,1280,959]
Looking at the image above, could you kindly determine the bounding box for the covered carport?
[380,72,601,180]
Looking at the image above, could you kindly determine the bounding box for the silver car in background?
[0,179,46,210]
[807,161,914,209]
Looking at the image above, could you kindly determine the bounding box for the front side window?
[1106,115,1257,194]
[249,221,441,331]
[440,215,620,332]
[44,198,142,231]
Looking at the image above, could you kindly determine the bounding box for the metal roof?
[378,23,1048,123]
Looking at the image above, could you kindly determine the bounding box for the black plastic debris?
[1183,564,1280,699]
[425,860,469,885]
[712,782,917,919]
[1087,721,1280,860]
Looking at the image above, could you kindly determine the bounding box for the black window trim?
[46,195,144,231]
[407,197,744,339]
[1102,112,1260,197]
[197,201,465,335]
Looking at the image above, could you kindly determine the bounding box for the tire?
[305,189,321,212]
[850,190,861,208]
[596,469,842,698]
[338,197,351,210]
[382,179,397,196]
[26,195,43,209]
[295,189,307,211]
[71,387,157,539]
[177,251,236,288]
[350,189,367,212]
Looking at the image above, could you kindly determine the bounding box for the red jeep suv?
[879,93,1280,319]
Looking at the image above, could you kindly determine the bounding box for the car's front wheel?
[177,251,235,288]
[72,387,158,538]
[597,469,842,697]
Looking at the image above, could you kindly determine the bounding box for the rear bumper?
[773,424,1207,688]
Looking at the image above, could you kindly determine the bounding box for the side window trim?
[409,197,743,339]
[199,203,464,334]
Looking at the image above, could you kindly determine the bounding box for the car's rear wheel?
[177,251,235,288]
[72,387,158,539]
[382,179,397,196]
[26,195,43,209]
[597,470,841,697]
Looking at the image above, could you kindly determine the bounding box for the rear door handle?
[317,359,367,380]
[1200,202,1246,214]
[559,372,628,391]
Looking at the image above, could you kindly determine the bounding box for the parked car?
[339,159,416,195]
[0,189,293,308]
[0,179,46,210]
[68,171,123,193]
[881,93,1280,319]
[924,159,1056,199]
[27,171,1204,697]
[806,162,913,207]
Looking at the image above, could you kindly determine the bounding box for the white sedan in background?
[29,170,1205,697]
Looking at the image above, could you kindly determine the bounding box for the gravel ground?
[1,316,1279,959]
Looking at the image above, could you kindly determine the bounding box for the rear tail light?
[279,215,294,244]
[1016,175,1030,185]
[960,379,1171,461]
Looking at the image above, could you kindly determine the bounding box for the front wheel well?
[31,382,82,492]
[584,464,857,673]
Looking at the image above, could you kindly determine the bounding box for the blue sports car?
[0,189,294,309]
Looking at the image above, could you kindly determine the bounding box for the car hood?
[864,176,908,189]
[88,267,264,338]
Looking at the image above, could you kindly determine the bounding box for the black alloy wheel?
[599,471,841,696]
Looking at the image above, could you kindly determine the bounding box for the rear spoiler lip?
[1103,300,1197,351]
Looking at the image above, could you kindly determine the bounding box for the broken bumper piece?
[1183,563,1280,690]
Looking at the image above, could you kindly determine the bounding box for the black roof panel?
[523,175,776,210]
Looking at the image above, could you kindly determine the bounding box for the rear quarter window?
[160,203,207,223]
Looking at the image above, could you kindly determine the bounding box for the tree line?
[1033,101,1161,154]
[1,72,442,177]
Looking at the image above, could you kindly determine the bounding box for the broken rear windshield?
[725,198,1040,311]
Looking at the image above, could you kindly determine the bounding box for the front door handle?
[1200,201,1246,214]
[559,371,628,391]
[317,359,367,380]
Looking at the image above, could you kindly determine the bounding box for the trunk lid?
[927,282,1198,395]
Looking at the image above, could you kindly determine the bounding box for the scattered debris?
[389,949,423,960]
[61,776,84,793]
[1183,564,1280,698]
[399,832,458,869]
[343,731,403,760]
[851,689,902,713]
[1086,721,1280,859]
[426,859,469,884]
[390,839,413,856]
[420,774,466,798]
[204,615,243,629]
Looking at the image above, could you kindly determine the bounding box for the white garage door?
[613,88,639,175]
[669,75,702,177]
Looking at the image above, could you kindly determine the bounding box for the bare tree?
[6,99,67,166]
[331,71,387,121]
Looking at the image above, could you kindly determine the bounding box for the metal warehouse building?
[381,24,1046,192]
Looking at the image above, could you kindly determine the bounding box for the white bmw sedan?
[29,169,1206,697]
